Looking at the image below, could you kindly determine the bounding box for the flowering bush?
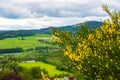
[52,5,120,79]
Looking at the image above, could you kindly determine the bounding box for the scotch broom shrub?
[52,5,120,79]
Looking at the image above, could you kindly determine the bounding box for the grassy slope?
[0,34,53,50]
[19,62,68,76]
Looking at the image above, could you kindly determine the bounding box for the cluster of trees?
[34,46,58,53]
[0,45,58,54]
[0,48,23,54]
[0,55,70,80]
[0,30,35,40]
[0,56,47,80]
[52,5,120,79]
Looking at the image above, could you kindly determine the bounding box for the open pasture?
[19,61,69,76]
[0,34,53,50]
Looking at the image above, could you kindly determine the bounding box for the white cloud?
[0,0,119,18]
[0,16,108,30]
[0,0,119,30]
[0,3,34,18]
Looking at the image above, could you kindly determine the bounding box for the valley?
[0,33,71,79]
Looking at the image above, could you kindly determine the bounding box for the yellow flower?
[64,51,69,56]
[88,34,94,41]
[96,30,102,39]
[105,19,110,24]
[41,71,49,80]
[110,59,113,62]
[109,47,112,50]
[98,56,101,59]
[105,64,109,68]
[84,45,87,49]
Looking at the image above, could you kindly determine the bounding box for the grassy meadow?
[0,34,53,50]
[19,62,69,76]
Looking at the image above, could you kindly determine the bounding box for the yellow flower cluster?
[64,43,92,70]
[66,25,118,73]
[88,34,94,41]
[52,5,120,79]
[41,71,49,80]
[101,19,118,38]
[64,6,119,79]
[96,29,102,39]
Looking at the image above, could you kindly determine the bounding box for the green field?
[19,62,69,76]
[0,34,53,50]
[0,34,69,77]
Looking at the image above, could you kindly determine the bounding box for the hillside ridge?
[0,21,103,39]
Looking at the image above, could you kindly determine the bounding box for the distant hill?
[30,21,103,33]
[32,21,103,33]
[0,21,103,39]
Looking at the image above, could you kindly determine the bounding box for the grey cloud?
[21,0,120,18]
[0,3,34,18]
[0,0,119,19]
[0,16,108,30]
[0,0,119,30]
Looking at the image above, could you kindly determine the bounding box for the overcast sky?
[0,0,119,30]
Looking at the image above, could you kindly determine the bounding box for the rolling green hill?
[0,34,53,50]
